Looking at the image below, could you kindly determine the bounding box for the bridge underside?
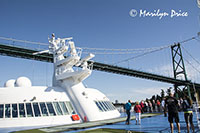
[0,43,200,89]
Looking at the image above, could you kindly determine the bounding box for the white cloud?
[147,64,173,77]
[130,87,168,100]
[106,62,200,103]
[132,87,162,95]
[107,87,169,103]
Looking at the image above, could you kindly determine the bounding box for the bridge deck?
[0,43,200,88]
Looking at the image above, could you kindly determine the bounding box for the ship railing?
[87,61,94,70]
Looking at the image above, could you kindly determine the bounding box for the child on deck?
[134,101,142,125]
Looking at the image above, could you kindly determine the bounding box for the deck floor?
[10,112,200,133]
[38,113,156,133]
[67,112,200,133]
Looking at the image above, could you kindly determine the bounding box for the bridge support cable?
[171,43,191,98]
[182,46,200,74]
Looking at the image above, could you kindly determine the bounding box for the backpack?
[182,100,190,112]
[125,103,131,110]
[134,105,142,113]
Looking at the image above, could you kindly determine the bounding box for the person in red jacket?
[134,101,142,125]
[140,100,144,113]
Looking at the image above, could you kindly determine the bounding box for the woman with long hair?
[182,96,195,133]
[134,101,142,125]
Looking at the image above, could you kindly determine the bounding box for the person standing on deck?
[182,96,195,133]
[144,101,148,112]
[161,98,167,117]
[152,100,156,112]
[156,99,161,112]
[148,100,153,112]
[165,93,181,133]
[134,101,142,125]
[140,100,144,113]
[125,100,132,125]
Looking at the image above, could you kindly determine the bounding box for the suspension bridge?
[0,36,200,91]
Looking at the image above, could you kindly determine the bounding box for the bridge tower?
[171,43,191,98]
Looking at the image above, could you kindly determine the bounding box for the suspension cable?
[82,51,150,54]
[184,58,200,74]
[0,35,198,56]
[81,45,170,51]
[0,36,169,52]
[179,36,197,44]
[0,36,49,46]
[182,45,200,66]
[112,45,171,65]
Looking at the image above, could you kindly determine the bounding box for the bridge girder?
[0,43,200,89]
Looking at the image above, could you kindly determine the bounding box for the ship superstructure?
[0,34,120,131]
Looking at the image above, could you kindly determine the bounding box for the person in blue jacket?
[125,100,132,125]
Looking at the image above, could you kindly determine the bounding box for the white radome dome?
[4,79,15,87]
[15,77,32,87]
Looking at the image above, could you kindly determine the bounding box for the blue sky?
[0,0,200,102]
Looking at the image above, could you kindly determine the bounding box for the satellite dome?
[4,79,15,87]
[15,77,32,87]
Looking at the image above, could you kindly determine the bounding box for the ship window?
[94,101,103,112]
[33,103,41,117]
[105,101,111,110]
[19,103,26,117]
[102,101,109,111]
[46,102,56,116]
[53,102,63,115]
[106,101,114,110]
[108,101,115,110]
[65,102,75,114]
[95,101,116,111]
[5,104,11,118]
[59,102,69,115]
[104,101,110,110]
[0,104,4,118]
[12,104,18,118]
[26,103,33,117]
[99,101,106,111]
[109,101,116,110]
[106,101,113,110]
[40,102,48,116]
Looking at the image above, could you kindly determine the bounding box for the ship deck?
[76,112,200,133]
[11,112,200,133]
[13,113,157,133]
